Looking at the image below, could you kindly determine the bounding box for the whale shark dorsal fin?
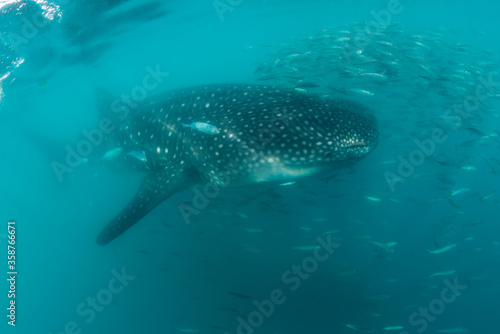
[96,164,188,245]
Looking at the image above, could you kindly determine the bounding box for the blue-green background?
[1,0,499,333]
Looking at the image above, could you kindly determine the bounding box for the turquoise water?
[1,0,499,333]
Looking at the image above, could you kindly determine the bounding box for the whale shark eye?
[325,152,333,159]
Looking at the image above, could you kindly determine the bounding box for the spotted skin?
[96,84,378,245]
[96,165,188,245]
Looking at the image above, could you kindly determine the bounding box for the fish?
[348,88,375,96]
[227,291,251,299]
[429,270,456,278]
[427,243,458,254]
[450,187,470,197]
[458,139,481,147]
[482,191,496,201]
[463,219,484,227]
[322,229,341,236]
[244,228,263,233]
[126,150,147,162]
[279,181,296,186]
[359,72,388,81]
[464,127,486,137]
[364,196,382,202]
[236,212,249,219]
[344,323,375,332]
[101,147,123,161]
[480,154,496,174]
[95,84,379,245]
[382,326,404,330]
[294,87,310,94]
[180,122,220,134]
[446,197,460,208]
[386,278,401,283]
[437,327,469,333]
[372,241,397,252]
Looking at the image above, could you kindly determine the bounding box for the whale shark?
[96,84,379,245]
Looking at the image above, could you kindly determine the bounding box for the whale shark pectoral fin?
[96,165,188,245]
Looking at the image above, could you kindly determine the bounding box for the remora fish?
[427,243,458,254]
[180,122,220,134]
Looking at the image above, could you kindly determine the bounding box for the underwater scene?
[1,0,499,333]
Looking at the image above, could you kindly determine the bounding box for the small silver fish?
[460,166,477,171]
[227,291,251,299]
[382,326,404,331]
[372,241,397,252]
[364,196,381,202]
[279,181,296,186]
[244,228,263,233]
[438,327,469,333]
[360,72,387,80]
[450,187,470,196]
[180,122,220,134]
[348,88,375,96]
[294,87,310,94]
[344,323,374,333]
[429,270,456,278]
[427,243,458,254]
[126,151,147,162]
[101,147,123,161]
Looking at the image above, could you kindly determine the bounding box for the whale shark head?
[95,84,379,245]
[322,98,378,162]
[288,96,379,166]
